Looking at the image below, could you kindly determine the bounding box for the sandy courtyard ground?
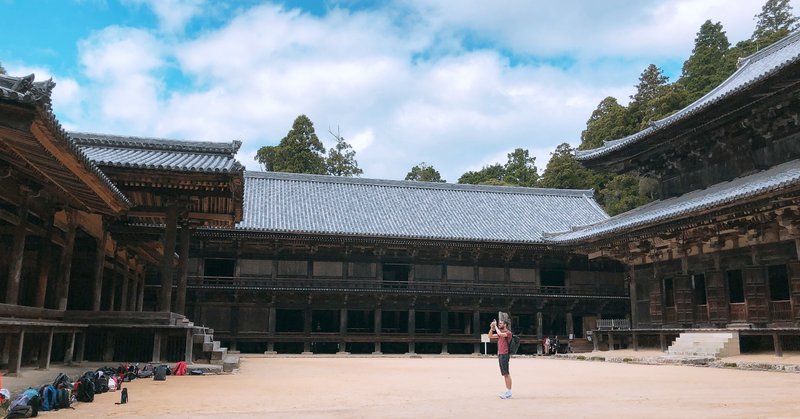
[30,356,800,418]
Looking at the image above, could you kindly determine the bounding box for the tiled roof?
[0,74,55,105]
[0,74,131,213]
[546,159,800,243]
[237,171,609,243]
[576,30,800,161]
[71,132,243,173]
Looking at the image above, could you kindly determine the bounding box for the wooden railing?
[186,276,628,299]
[770,300,793,322]
[694,305,709,323]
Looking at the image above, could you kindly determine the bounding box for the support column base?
[372,351,383,355]
[301,352,314,355]
[263,351,278,355]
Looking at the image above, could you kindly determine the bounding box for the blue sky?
[2,0,795,181]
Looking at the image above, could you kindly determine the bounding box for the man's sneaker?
[499,390,512,399]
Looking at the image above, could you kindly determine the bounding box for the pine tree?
[405,162,445,182]
[255,115,327,174]
[325,128,363,177]
[679,20,732,102]
[503,148,538,187]
[0,62,5,75]
[753,0,799,42]
[538,143,601,189]
[580,97,631,150]
[458,164,507,185]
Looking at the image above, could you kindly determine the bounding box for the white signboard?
[481,333,490,343]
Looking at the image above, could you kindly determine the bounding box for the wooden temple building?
[2,29,800,374]
[566,30,800,355]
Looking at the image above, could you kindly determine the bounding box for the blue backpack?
[40,385,57,411]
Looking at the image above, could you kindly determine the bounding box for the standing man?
[489,319,513,399]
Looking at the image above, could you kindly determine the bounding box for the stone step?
[222,355,240,373]
[202,340,221,352]
[210,347,228,365]
[667,332,740,358]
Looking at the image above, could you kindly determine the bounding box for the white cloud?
[125,0,207,33]
[44,0,800,182]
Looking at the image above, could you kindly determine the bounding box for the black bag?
[153,365,168,381]
[120,388,128,404]
[4,405,33,419]
[55,388,71,409]
[76,372,96,402]
[508,334,521,356]
[93,372,109,394]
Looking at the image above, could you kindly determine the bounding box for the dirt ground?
[15,355,799,419]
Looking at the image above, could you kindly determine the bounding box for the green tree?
[458,163,507,185]
[538,143,603,189]
[405,162,445,182]
[753,0,799,42]
[628,64,686,129]
[0,62,5,75]
[458,148,538,186]
[679,20,732,102]
[580,97,632,150]
[502,148,538,187]
[598,175,654,216]
[325,128,363,177]
[255,115,326,174]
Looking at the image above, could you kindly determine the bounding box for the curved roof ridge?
[69,131,242,154]
[244,170,596,197]
[575,29,800,162]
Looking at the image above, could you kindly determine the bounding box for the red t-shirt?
[497,330,512,355]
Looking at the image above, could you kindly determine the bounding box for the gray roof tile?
[238,171,609,243]
[71,132,243,173]
[547,159,800,242]
[576,30,800,161]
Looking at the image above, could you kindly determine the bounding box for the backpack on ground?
[138,364,154,379]
[173,361,187,376]
[93,371,109,394]
[153,365,168,381]
[52,373,71,390]
[39,385,56,412]
[75,372,96,402]
[55,387,72,410]
[508,334,521,356]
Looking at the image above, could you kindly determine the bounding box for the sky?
[1,0,796,182]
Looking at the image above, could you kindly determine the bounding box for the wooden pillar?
[407,306,416,354]
[64,330,76,365]
[91,228,108,312]
[536,311,543,353]
[185,328,194,363]
[137,270,145,312]
[566,312,574,338]
[175,222,191,315]
[440,308,449,354]
[788,261,800,324]
[338,307,348,354]
[38,327,54,370]
[632,331,639,351]
[659,333,667,351]
[159,204,180,312]
[34,206,57,308]
[152,331,163,362]
[773,333,783,357]
[473,310,481,354]
[57,209,77,311]
[266,305,277,354]
[628,265,638,328]
[102,332,115,362]
[303,305,312,354]
[108,250,119,311]
[373,304,382,354]
[119,252,130,311]
[127,262,138,312]
[76,332,86,363]
[6,187,31,305]
[7,331,25,377]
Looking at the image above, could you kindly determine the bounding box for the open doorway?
[204,259,235,278]
[383,264,410,282]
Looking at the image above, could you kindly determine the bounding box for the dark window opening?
[727,270,745,303]
[415,311,441,333]
[383,264,410,282]
[346,310,374,333]
[276,309,304,332]
[204,258,235,278]
[768,264,790,301]
[312,310,339,333]
[381,310,409,333]
[693,274,707,305]
[540,270,565,287]
[663,278,675,307]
